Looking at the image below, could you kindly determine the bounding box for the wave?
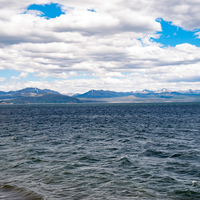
[0,184,45,200]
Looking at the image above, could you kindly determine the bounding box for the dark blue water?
[0,103,200,200]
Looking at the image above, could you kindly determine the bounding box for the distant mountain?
[155,88,172,93]
[134,89,154,94]
[74,89,174,99]
[73,88,200,103]
[184,89,200,94]
[74,89,134,98]
[0,87,81,104]
[9,93,81,104]
[0,91,7,95]
[0,87,60,100]
[1,87,200,104]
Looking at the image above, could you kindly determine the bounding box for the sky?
[0,0,200,93]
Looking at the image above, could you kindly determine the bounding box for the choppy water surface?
[0,103,200,200]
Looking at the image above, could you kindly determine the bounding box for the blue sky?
[1,1,200,93]
[153,19,200,47]
[26,3,65,19]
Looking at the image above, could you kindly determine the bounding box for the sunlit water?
[0,103,200,200]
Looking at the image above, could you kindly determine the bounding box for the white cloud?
[11,76,20,80]
[0,0,200,92]
[0,77,6,82]
[11,72,28,79]
[150,0,200,30]
[34,71,78,79]
[19,72,28,78]
[1,74,200,93]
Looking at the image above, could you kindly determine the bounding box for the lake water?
[0,103,200,200]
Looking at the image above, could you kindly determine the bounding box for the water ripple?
[0,103,200,199]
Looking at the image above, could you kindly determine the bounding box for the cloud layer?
[0,0,200,93]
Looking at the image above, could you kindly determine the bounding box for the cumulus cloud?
[19,72,28,78]
[150,0,200,30]
[11,72,28,79]
[0,0,200,92]
[0,77,6,82]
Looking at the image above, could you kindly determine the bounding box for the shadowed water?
[0,103,200,199]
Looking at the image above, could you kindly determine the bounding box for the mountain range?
[0,88,81,104]
[73,88,200,103]
[73,88,200,98]
[1,87,200,104]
